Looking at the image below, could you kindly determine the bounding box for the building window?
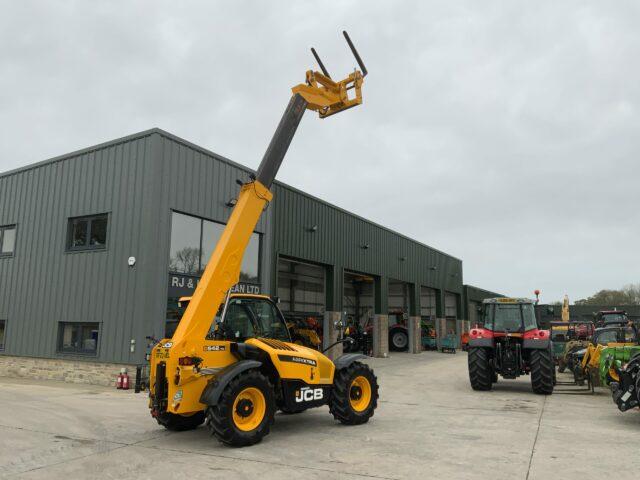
[0,319,5,350]
[168,211,260,282]
[57,322,99,354]
[66,214,108,251]
[0,225,16,256]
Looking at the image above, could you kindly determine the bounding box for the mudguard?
[468,338,494,348]
[523,339,551,350]
[199,360,262,406]
[334,353,367,370]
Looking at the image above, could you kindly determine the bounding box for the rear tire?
[468,347,492,391]
[156,411,205,431]
[389,328,408,351]
[330,362,379,425]
[530,349,554,395]
[206,370,275,447]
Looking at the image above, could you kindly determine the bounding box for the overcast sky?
[1,1,639,302]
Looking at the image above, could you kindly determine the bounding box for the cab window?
[225,303,256,339]
[216,297,290,342]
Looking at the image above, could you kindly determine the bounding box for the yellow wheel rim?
[609,368,619,383]
[232,387,266,432]
[349,376,372,412]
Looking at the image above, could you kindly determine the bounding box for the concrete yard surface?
[1,352,639,480]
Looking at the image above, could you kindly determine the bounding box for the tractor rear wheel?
[156,411,205,431]
[468,347,492,391]
[530,349,554,395]
[206,370,275,447]
[330,362,379,425]
[389,328,408,351]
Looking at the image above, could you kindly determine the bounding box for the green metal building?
[0,129,496,374]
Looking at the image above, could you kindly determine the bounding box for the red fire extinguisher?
[122,371,130,390]
[116,368,129,389]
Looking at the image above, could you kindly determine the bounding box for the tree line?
[574,283,640,305]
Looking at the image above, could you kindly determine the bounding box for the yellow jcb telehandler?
[148,32,379,447]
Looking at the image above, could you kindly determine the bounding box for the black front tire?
[330,361,379,425]
[206,370,275,447]
[156,411,205,431]
[530,349,554,395]
[468,347,492,391]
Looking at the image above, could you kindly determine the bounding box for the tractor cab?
[595,310,629,328]
[467,298,554,394]
[592,324,638,346]
[476,297,540,335]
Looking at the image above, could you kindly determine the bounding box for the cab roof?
[482,297,534,305]
[178,293,271,304]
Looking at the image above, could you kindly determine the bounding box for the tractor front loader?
[148,32,379,447]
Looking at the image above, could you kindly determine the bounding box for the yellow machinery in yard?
[571,324,638,391]
[148,32,379,447]
[561,295,570,322]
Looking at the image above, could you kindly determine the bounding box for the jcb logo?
[295,387,323,403]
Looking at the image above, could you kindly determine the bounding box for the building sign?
[230,283,261,294]
[168,273,260,298]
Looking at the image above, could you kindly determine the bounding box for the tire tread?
[468,347,492,391]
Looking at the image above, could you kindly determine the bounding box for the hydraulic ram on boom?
[149,32,378,447]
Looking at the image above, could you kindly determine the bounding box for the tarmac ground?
[1,351,639,479]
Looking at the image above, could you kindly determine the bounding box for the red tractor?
[467,298,554,394]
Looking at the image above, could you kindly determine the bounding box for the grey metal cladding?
[0,132,160,363]
[0,127,463,363]
[464,285,503,303]
[271,183,463,292]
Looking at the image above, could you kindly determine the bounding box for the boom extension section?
[170,31,367,350]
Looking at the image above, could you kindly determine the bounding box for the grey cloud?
[1,0,639,302]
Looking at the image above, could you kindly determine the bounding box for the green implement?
[599,345,640,386]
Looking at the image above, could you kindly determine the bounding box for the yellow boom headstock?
[292,31,368,118]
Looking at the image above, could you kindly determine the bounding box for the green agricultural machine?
[600,345,640,386]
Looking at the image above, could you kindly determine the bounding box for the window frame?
[66,214,109,252]
[56,321,100,356]
[0,319,6,351]
[168,210,261,282]
[0,224,17,258]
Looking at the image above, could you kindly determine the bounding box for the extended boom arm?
[170,32,367,353]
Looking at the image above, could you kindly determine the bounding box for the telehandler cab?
[467,298,555,394]
[148,32,379,447]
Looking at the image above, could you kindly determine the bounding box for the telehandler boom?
[149,32,379,447]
